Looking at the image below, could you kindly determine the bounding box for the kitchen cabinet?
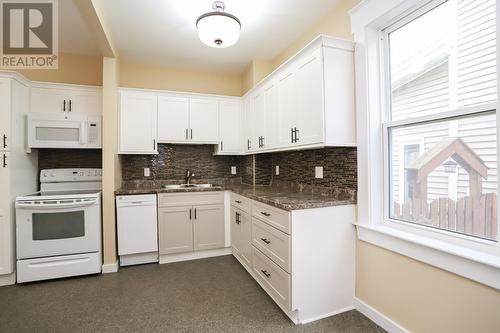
[277,69,297,147]
[158,205,193,255]
[157,95,189,142]
[252,91,266,150]
[264,82,279,149]
[231,204,252,269]
[193,205,225,251]
[0,151,11,276]
[217,101,242,154]
[119,91,158,154]
[31,86,102,114]
[0,79,10,152]
[229,193,356,325]
[157,192,225,259]
[189,98,219,143]
[243,97,254,152]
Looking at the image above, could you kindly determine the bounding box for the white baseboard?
[0,273,16,286]
[299,305,356,324]
[159,247,232,264]
[102,261,119,274]
[355,297,409,333]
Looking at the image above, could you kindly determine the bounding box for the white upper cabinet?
[277,69,297,147]
[31,86,102,114]
[217,100,242,154]
[157,95,189,142]
[0,79,11,152]
[243,97,254,153]
[119,91,158,154]
[189,98,219,143]
[252,91,266,150]
[264,82,279,150]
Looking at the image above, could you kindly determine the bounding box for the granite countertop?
[115,183,356,211]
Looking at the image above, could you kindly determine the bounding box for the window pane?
[389,112,498,241]
[389,0,497,121]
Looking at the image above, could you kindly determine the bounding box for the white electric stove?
[15,168,102,283]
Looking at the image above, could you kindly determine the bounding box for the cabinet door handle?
[2,134,6,149]
[221,141,223,151]
[69,100,72,112]
[63,100,66,112]
[247,139,251,150]
[153,139,156,150]
[294,127,299,142]
[235,200,242,204]
[2,154,6,168]
[261,270,271,278]
[190,129,193,139]
[291,128,294,143]
[260,238,271,245]
[261,136,265,148]
[194,208,197,219]
[185,129,188,139]
[189,208,192,220]
[260,211,271,217]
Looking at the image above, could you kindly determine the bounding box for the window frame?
[350,0,500,289]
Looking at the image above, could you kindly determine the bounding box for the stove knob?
[51,173,56,177]
[42,172,48,178]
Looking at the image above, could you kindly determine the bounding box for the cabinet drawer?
[252,218,290,273]
[252,246,290,310]
[230,192,251,213]
[252,201,291,234]
[158,192,223,207]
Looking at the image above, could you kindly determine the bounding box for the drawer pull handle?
[260,212,271,217]
[260,238,271,245]
[235,200,242,204]
[261,270,271,278]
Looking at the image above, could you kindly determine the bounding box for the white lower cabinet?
[158,193,225,258]
[0,152,12,276]
[230,192,356,325]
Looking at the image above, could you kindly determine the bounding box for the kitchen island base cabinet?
[158,192,227,261]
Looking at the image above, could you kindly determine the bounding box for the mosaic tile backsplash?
[121,144,240,185]
[38,149,102,172]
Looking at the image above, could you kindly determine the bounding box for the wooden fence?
[393,193,497,241]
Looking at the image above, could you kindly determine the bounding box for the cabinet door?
[219,101,242,153]
[157,96,189,142]
[230,206,241,254]
[264,82,279,149]
[119,92,158,154]
[68,90,101,114]
[30,87,68,113]
[158,205,193,255]
[243,98,254,152]
[295,49,324,145]
[0,79,10,151]
[0,152,13,275]
[239,211,252,268]
[193,204,225,251]
[189,98,219,143]
[252,91,266,149]
[277,69,297,147]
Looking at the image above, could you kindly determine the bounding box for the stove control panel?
[40,168,103,182]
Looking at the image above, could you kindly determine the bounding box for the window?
[385,0,498,241]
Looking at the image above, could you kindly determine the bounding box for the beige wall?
[101,57,120,265]
[16,53,103,86]
[119,61,242,96]
[357,240,500,332]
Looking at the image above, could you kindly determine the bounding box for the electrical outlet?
[315,166,323,179]
[144,167,150,177]
[275,165,280,175]
[231,166,237,175]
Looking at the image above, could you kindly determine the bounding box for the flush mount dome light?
[196,1,241,48]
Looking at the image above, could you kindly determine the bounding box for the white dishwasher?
[116,194,158,266]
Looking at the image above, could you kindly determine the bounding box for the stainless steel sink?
[162,184,215,190]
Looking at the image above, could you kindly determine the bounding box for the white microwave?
[28,112,102,149]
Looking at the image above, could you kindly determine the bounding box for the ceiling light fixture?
[196,1,241,48]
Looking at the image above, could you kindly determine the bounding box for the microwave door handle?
[79,122,87,145]
[15,199,98,210]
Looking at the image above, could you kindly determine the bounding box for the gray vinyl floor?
[0,255,384,333]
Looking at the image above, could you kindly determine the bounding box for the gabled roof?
[407,137,488,182]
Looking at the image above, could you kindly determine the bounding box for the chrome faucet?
[185,169,195,185]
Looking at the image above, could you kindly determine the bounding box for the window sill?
[355,223,500,290]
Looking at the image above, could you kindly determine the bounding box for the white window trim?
[350,0,500,290]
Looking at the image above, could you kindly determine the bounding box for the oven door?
[15,198,101,259]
